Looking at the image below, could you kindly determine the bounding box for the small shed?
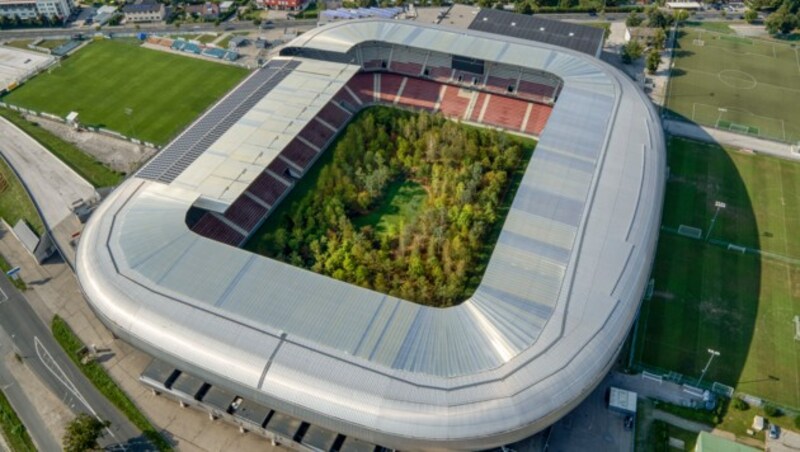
[608,387,637,415]
[752,415,765,432]
[229,36,248,48]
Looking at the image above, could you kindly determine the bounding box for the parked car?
[769,424,780,439]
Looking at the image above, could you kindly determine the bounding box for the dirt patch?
[24,114,156,174]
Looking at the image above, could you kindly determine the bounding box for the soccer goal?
[693,39,705,47]
[678,225,703,239]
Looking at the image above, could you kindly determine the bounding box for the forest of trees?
[254,107,534,307]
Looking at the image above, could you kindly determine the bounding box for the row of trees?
[0,14,64,29]
[261,107,530,307]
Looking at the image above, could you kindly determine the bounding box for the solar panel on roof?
[137,60,301,184]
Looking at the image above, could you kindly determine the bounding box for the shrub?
[764,403,781,417]
[733,398,749,411]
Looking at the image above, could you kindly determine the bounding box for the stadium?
[76,17,666,451]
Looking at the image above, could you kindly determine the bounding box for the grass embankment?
[2,39,248,146]
[51,316,172,451]
[0,108,123,188]
[0,389,36,452]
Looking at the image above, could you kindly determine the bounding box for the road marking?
[34,337,127,451]
[0,287,8,304]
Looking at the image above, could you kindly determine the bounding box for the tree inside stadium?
[248,107,534,307]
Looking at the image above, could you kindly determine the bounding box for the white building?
[0,0,74,21]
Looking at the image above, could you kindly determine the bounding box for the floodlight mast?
[705,201,726,241]
[697,348,720,386]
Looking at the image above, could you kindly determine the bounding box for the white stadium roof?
[77,19,665,449]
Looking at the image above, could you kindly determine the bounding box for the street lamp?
[705,200,726,241]
[124,107,136,138]
[698,348,720,386]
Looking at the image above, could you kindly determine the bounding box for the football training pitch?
[1,39,248,145]
[666,26,800,143]
[633,137,800,408]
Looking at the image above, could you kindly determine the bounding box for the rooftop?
[467,9,605,56]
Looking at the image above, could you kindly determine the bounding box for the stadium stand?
[438,85,471,119]
[481,95,526,131]
[224,195,269,232]
[377,73,404,103]
[396,77,441,110]
[246,171,289,206]
[191,213,245,246]
[345,73,375,105]
[524,104,553,136]
[281,138,319,169]
[316,101,352,129]
[298,122,333,151]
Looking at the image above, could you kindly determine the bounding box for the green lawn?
[196,34,217,44]
[38,39,67,49]
[0,108,122,188]
[51,316,172,451]
[3,40,33,51]
[352,180,428,237]
[0,389,35,452]
[666,26,800,142]
[684,21,736,34]
[633,137,800,409]
[2,39,248,146]
[0,152,44,235]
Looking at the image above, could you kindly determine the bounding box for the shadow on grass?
[631,125,761,396]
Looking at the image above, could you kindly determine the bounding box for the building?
[0,0,74,21]
[92,4,118,25]
[185,1,219,19]
[467,9,606,58]
[122,1,165,23]
[76,19,665,450]
[608,388,638,415]
[625,26,661,45]
[258,0,307,11]
[219,0,233,11]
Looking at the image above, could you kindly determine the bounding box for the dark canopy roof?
[468,9,604,56]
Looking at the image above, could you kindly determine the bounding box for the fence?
[0,103,158,149]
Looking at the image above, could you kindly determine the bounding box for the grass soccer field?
[633,137,800,408]
[665,26,800,143]
[1,39,248,146]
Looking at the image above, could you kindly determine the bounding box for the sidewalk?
[0,222,280,451]
[0,116,97,228]
[664,119,799,161]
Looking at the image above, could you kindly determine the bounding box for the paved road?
[0,327,61,451]
[664,119,799,161]
[0,275,150,450]
[0,117,97,227]
[546,374,635,452]
[0,19,316,40]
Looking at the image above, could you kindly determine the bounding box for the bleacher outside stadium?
[76,18,665,450]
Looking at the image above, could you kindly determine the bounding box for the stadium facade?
[76,18,666,450]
